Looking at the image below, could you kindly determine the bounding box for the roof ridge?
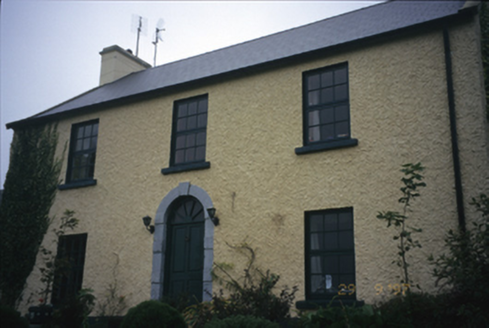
[148,1,387,71]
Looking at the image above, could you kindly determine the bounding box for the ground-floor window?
[305,208,356,301]
[51,233,87,304]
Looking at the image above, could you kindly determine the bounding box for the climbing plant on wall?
[0,124,64,308]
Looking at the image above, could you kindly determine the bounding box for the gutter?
[443,26,466,232]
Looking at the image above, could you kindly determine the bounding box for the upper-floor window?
[304,63,349,144]
[66,120,98,183]
[296,63,357,155]
[170,95,208,166]
[305,207,356,301]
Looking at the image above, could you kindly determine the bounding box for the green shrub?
[52,288,96,328]
[429,193,489,326]
[0,304,29,328]
[299,304,382,328]
[184,273,297,327]
[375,292,443,327]
[204,315,279,328]
[121,300,185,328]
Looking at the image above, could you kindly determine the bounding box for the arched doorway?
[164,196,205,302]
[151,182,214,302]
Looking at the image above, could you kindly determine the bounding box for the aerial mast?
[131,15,147,57]
[152,19,165,66]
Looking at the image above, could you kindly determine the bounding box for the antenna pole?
[135,16,142,57]
[152,27,165,67]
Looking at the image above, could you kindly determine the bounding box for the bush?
[52,288,96,328]
[204,314,279,328]
[121,300,185,328]
[184,273,297,327]
[299,304,382,328]
[429,193,489,326]
[375,292,445,327]
[0,305,29,328]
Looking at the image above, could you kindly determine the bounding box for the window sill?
[295,138,358,155]
[161,161,211,175]
[296,299,364,310]
[58,179,97,190]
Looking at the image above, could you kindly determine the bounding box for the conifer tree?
[0,124,63,308]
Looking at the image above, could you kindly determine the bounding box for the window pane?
[187,116,197,130]
[335,67,347,84]
[79,166,88,180]
[198,99,208,113]
[90,136,97,149]
[89,153,96,166]
[308,74,320,90]
[324,214,337,230]
[83,138,90,150]
[81,153,89,166]
[188,101,197,115]
[311,256,322,273]
[336,122,349,138]
[185,148,195,162]
[340,274,355,286]
[176,135,186,149]
[175,150,185,164]
[73,155,82,167]
[197,114,207,128]
[335,84,348,101]
[339,231,353,250]
[320,124,334,141]
[308,110,320,126]
[324,232,338,250]
[339,255,355,273]
[72,167,80,180]
[186,134,196,147]
[311,275,324,294]
[83,125,92,138]
[92,123,99,136]
[178,104,188,117]
[320,108,334,124]
[76,139,83,151]
[308,126,320,142]
[335,105,348,122]
[308,91,320,106]
[310,232,322,250]
[310,215,323,232]
[77,127,84,139]
[196,132,206,146]
[339,212,353,230]
[195,146,205,161]
[321,87,334,104]
[324,255,338,274]
[321,71,333,87]
[177,118,186,132]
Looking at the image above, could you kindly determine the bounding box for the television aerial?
[131,14,148,57]
[152,18,165,67]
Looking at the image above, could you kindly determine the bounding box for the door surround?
[151,182,214,301]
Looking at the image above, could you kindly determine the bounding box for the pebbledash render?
[7,0,488,313]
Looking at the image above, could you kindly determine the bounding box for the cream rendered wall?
[19,16,488,313]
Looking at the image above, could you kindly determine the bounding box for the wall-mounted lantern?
[142,215,155,234]
[207,207,219,226]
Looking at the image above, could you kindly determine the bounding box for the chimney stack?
[99,45,151,85]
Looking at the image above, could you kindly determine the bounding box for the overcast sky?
[0,0,381,187]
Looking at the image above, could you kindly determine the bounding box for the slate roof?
[8,0,470,127]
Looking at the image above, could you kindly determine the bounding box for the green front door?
[165,196,205,302]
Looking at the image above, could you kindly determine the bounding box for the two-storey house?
[7,0,488,312]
